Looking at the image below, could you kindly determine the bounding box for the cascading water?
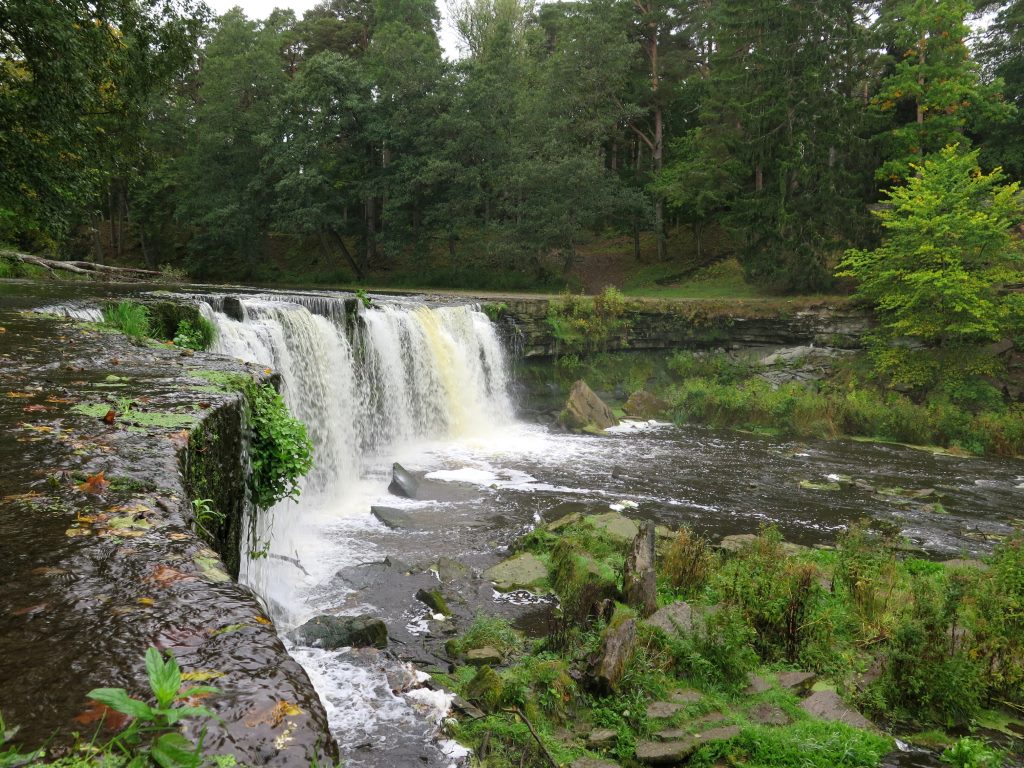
[202,296,513,606]
[200,294,515,765]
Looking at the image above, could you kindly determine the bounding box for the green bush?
[941,737,1004,768]
[101,301,151,340]
[173,316,216,351]
[662,527,716,596]
[661,604,759,692]
[243,381,314,510]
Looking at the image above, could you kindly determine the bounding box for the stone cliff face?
[491,297,871,358]
[0,309,337,766]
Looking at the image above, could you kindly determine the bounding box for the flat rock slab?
[647,701,684,719]
[483,552,549,591]
[719,533,807,556]
[748,703,791,726]
[744,673,773,695]
[670,689,703,704]
[777,671,816,692]
[572,759,621,768]
[636,726,740,765]
[587,512,640,542]
[587,728,618,748]
[465,646,503,666]
[800,690,874,730]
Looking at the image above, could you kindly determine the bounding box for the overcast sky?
[203,0,464,58]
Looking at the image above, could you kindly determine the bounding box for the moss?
[188,369,252,392]
[70,402,197,429]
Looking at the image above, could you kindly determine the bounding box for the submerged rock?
[623,390,668,419]
[288,614,388,650]
[483,552,549,591]
[799,690,874,730]
[560,379,617,430]
[388,462,419,498]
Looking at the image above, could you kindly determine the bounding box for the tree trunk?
[325,228,364,280]
[624,524,657,617]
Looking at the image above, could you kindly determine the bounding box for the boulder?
[800,690,874,730]
[744,673,772,695]
[719,533,807,557]
[591,619,637,693]
[483,553,549,592]
[288,614,388,650]
[560,380,617,430]
[388,462,419,498]
[623,391,668,419]
[624,523,657,617]
[669,689,703,704]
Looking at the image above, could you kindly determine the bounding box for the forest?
[3,0,1024,290]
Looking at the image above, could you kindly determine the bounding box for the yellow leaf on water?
[65,527,91,537]
[7,391,34,398]
[138,597,155,606]
[254,616,272,625]
[182,670,225,682]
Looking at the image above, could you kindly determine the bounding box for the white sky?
[203,0,465,58]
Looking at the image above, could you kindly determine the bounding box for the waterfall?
[199,295,514,614]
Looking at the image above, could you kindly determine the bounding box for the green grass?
[623,259,765,299]
[101,301,151,340]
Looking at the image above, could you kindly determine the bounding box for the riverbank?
[0,300,336,764]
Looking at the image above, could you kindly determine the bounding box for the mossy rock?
[415,588,450,616]
[466,665,504,712]
[483,553,550,592]
[586,512,640,543]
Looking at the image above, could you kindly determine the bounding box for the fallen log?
[1,250,164,281]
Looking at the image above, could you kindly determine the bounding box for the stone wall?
[492,297,871,358]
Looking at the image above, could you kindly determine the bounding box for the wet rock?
[800,690,874,730]
[623,391,668,419]
[415,588,450,616]
[483,552,549,592]
[636,727,740,765]
[587,512,640,543]
[450,694,485,720]
[591,619,637,693]
[624,523,657,617]
[370,505,461,531]
[777,671,816,693]
[587,728,618,749]
[560,380,617,430]
[288,614,388,650]
[466,665,503,712]
[388,462,419,498]
[692,711,727,728]
[465,647,503,667]
[435,557,470,582]
[646,701,683,719]
[222,296,245,322]
[748,703,791,726]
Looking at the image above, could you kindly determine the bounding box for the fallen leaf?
[4,491,41,501]
[20,423,53,433]
[150,565,194,586]
[65,527,91,537]
[79,472,109,494]
[74,701,130,731]
[12,603,47,617]
[7,391,34,398]
[254,616,272,625]
[245,701,303,728]
[138,597,155,606]
[47,396,73,404]
[181,670,224,682]
[102,409,116,424]
[23,404,48,413]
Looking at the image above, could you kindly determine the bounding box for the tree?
[872,0,1013,184]
[837,146,1024,389]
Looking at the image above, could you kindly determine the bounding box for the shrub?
[447,615,523,659]
[663,527,716,596]
[662,604,758,692]
[101,301,151,340]
[173,316,216,351]
[243,381,314,510]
